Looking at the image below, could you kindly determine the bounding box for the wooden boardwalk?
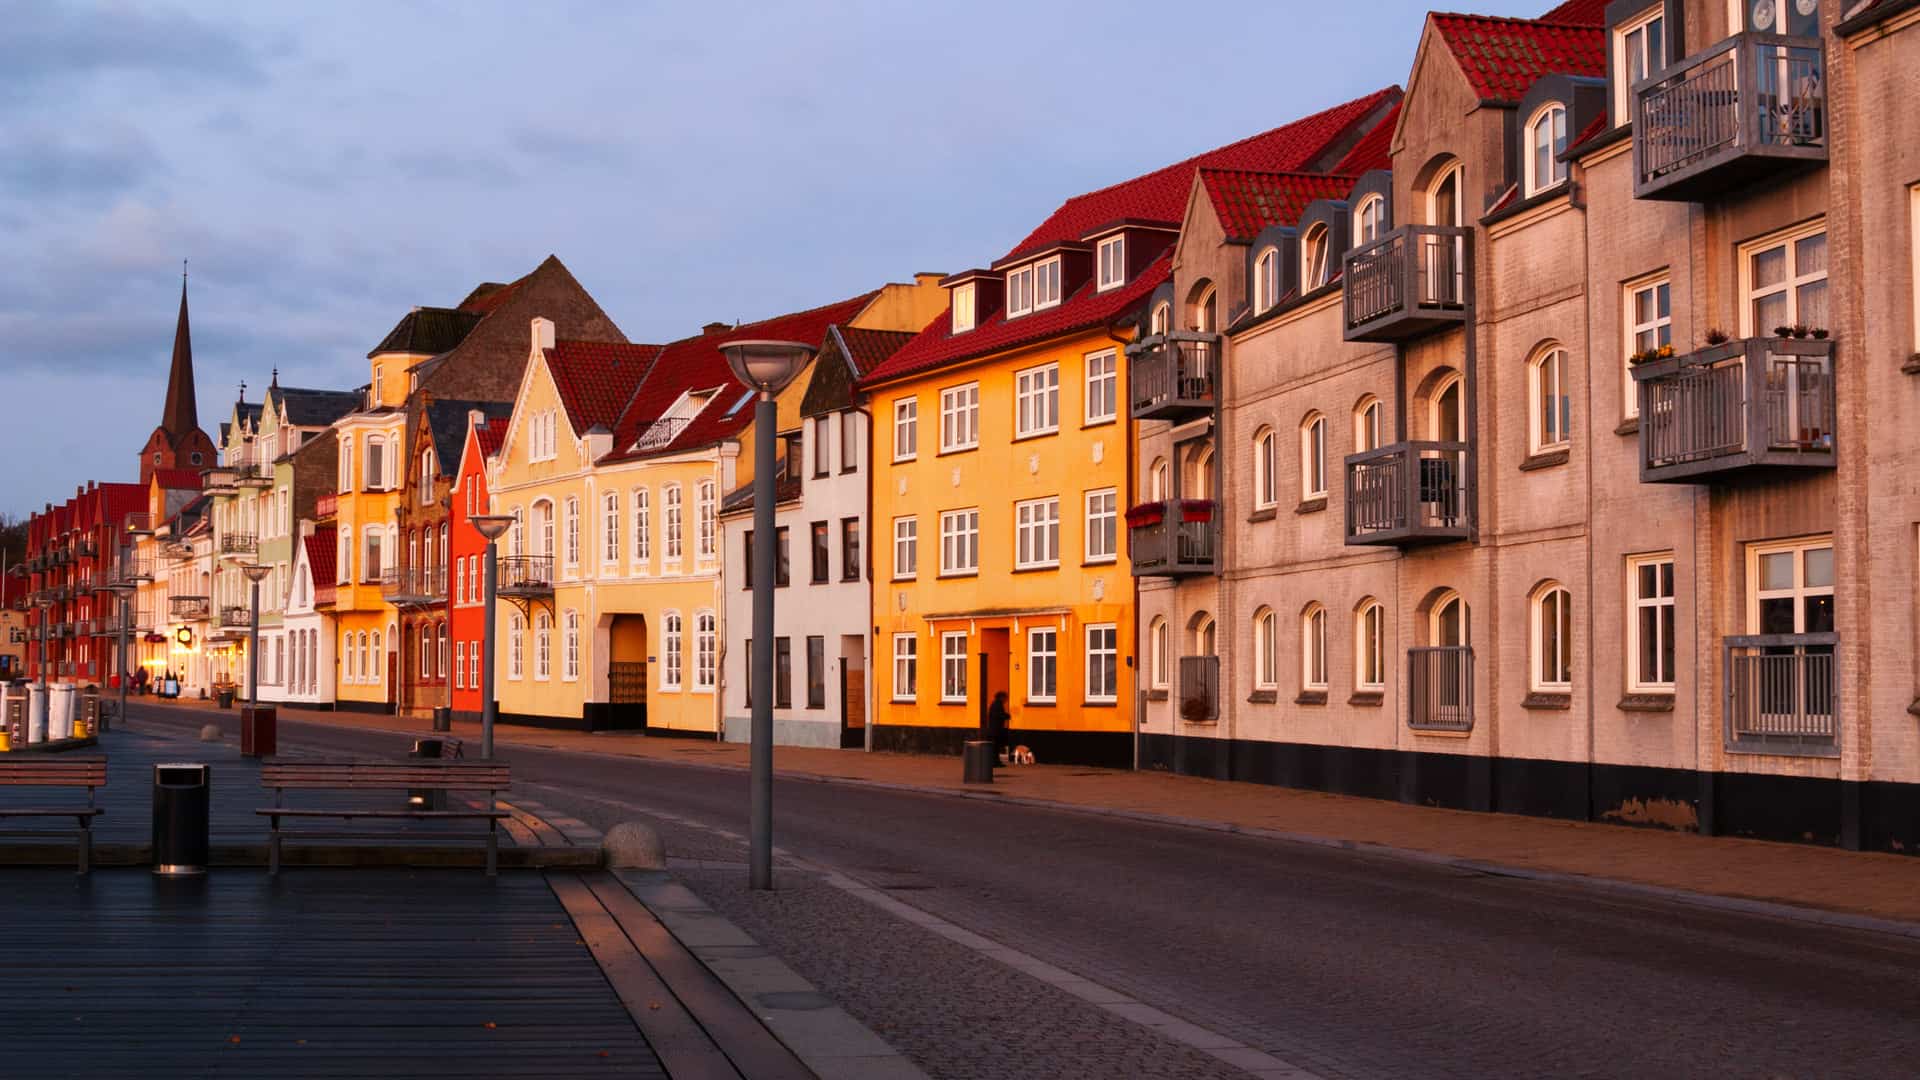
[0,868,665,1077]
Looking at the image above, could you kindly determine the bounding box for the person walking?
[987,691,1013,764]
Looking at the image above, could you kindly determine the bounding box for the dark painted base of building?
[1139,733,1920,855]
[334,699,396,717]
[871,724,1134,770]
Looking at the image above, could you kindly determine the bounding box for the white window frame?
[1627,553,1676,693]
[509,614,524,680]
[1524,102,1569,196]
[1014,363,1060,438]
[893,516,918,579]
[694,611,716,691]
[1084,488,1117,564]
[1353,195,1386,246]
[697,480,716,561]
[1006,264,1034,318]
[1300,414,1327,500]
[1354,396,1382,453]
[1738,221,1828,337]
[1096,235,1126,291]
[1746,536,1834,635]
[951,282,976,333]
[602,491,619,566]
[1531,583,1573,691]
[1085,623,1118,704]
[1355,600,1386,690]
[1613,6,1666,123]
[1301,605,1328,692]
[534,613,551,682]
[1031,256,1062,310]
[1254,608,1278,690]
[939,508,979,577]
[1302,223,1332,291]
[663,484,682,565]
[892,633,917,702]
[661,611,683,691]
[1253,247,1280,313]
[940,631,969,704]
[939,383,979,452]
[1014,497,1060,570]
[1254,429,1277,509]
[1027,627,1057,704]
[893,397,918,461]
[1623,273,1671,418]
[631,488,650,569]
[1084,349,1117,425]
[1530,344,1571,453]
[1149,617,1169,690]
[562,609,580,682]
[563,496,580,570]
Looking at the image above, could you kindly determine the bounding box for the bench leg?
[486,818,498,877]
[77,818,91,876]
[270,827,281,876]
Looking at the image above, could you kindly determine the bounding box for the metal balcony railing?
[76,538,97,558]
[233,462,272,486]
[1345,441,1472,546]
[124,512,153,536]
[1128,333,1219,421]
[1634,33,1826,201]
[380,566,448,604]
[220,533,257,555]
[1633,337,1833,483]
[1177,655,1220,723]
[497,555,555,595]
[1343,226,1472,343]
[1127,500,1219,577]
[170,597,211,621]
[1409,646,1474,732]
[631,416,691,453]
[219,605,252,629]
[1725,633,1837,757]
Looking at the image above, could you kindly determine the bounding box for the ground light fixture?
[469,514,516,760]
[721,339,816,891]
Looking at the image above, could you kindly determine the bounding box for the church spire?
[161,268,198,437]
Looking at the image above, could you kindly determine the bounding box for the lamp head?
[721,340,815,397]
[107,583,135,597]
[240,563,271,584]
[470,514,514,542]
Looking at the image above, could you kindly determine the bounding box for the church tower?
[138,274,218,486]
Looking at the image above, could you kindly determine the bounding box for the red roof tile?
[543,340,663,435]
[835,327,918,378]
[1331,100,1401,175]
[303,529,335,588]
[1200,169,1358,242]
[1430,13,1606,104]
[474,416,510,459]
[151,468,203,491]
[602,292,879,463]
[1536,0,1607,24]
[1565,109,1611,157]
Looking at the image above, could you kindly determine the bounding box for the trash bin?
[49,684,75,741]
[408,738,445,810]
[0,688,16,751]
[961,739,996,784]
[240,705,277,758]
[432,707,451,733]
[216,687,235,710]
[27,686,48,744]
[152,763,210,876]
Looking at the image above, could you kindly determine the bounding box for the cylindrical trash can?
[0,687,15,751]
[432,707,451,733]
[240,705,277,758]
[27,686,48,744]
[409,738,445,809]
[152,763,210,876]
[49,684,75,741]
[962,739,996,784]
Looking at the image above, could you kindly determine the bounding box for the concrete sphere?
[198,724,223,743]
[602,821,666,870]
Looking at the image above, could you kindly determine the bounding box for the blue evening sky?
[0,0,1546,516]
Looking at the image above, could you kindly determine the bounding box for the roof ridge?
[658,289,882,346]
[1431,10,1602,29]
[1197,165,1361,181]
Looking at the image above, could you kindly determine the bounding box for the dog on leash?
[1011,745,1035,765]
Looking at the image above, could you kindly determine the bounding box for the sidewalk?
[143,696,1920,927]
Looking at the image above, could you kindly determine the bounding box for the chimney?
[915,272,947,287]
[531,316,556,353]
[703,321,732,336]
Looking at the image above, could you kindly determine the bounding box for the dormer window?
[951,282,976,334]
[1613,6,1665,124]
[1302,225,1332,292]
[1353,195,1386,246]
[1525,103,1568,196]
[1253,247,1280,314]
[371,364,383,407]
[1007,257,1063,318]
[1096,236,1125,291]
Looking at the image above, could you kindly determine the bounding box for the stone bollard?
[198,723,223,743]
[602,822,666,870]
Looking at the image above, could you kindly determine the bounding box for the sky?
[0,0,1547,518]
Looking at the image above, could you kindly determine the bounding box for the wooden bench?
[257,760,511,875]
[0,759,107,873]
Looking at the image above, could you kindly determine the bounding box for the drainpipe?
[1107,314,1141,771]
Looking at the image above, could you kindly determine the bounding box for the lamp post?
[237,563,272,707]
[722,339,814,891]
[469,515,515,761]
[107,581,136,734]
[35,596,52,693]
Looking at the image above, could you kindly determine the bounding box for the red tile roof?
[602,292,879,464]
[151,468,203,491]
[1002,86,1401,260]
[1200,169,1358,242]
[1565,109,1611,157]
[1331,100,1401,175]
[1430,13,1606,104]
[543,340,664,435]
[457,278,526,315]
[303,529,335,589]
[474,416,510,459]
[835,327,918,378]
[1536,0,1607,24]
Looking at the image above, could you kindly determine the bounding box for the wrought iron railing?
[1127,500,1219,576]
[1345,441,1471,542]
[631,416,692,453]
[1635,33,1825,194]
[1343,226,1470,336]
[170,597,211,621]
[1177,655,1220,723]
[219,605,252,629]
[497,555,555,593]
[1634,337,1833,479]
[220,533,258,555]
[1128,333,1219,419]
[1725,633,1837,756]
[1409,646,1474,732]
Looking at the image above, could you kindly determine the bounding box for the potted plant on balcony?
[1774,325,1795,339]
[1810,327,1829,340]
[1177,499,1214,523]
[1124,502,1166,529]
[1705,328,1730,346]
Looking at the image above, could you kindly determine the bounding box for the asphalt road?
[133,705,1920,1080]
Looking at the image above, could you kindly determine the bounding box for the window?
[1254,608,1278,690]
[1530,345,1571,452]
[812,418,831,477]
[695,611,716,691]
[841,518,861,582]
[1302,224,1331,291]
[603,492,619,565]
[950,282,976,333]
[1034,257,1060,308]
[1084,350,1117,425]
[1149,617,1169,689]
[775,526,790,586]
[510,507,523,556]
[533,499,554,557]
[364,529,384,582]
[810,521,830,584]
[891,634,918,702]
[337,529,351,584]
[1085,624,1118,703]
[509,614,524,679]
[419,451,434,504]
[893,398,918,461]
[1096,235,1126,290]
[775,637,793,709]
[454,641,465,689]
[1085,489,1117,563]
[1749,537,1834,636]
[1014,497,1060,569]
[940,509,979,576]
[662,612,682,690]
[1254,429,1278,509]
[564,497,580,569]
[939,384,979,452]
[663,484,682,563]
[742,529,754,588]
[1353,195,1387,246]
[1300,414,1327,500]
[1525,103,1568,195]
[1532,584,1572,691]
[534,613,551,680]
[805,635,825,709]
[1014,364,1060,439]
[563,610,580,681]
[841,411,858,474]
[1627,555,1677,692]
[1354,397,1382,453]
[1028,628,1057,703]
[364,436,385,490]
[420,625,433,679]
[1614,7,1666,122]
[1007,265,1033,317]
[631,488,650,566]
[1301,605,1328,692]
[1742,223,1828,335]
[1625,276,1671,417]
[893,516,917,579]
[1356,600,1386,690]
[940,632,968,703]
[1149,301,1171,335]
[697,481,716,560]
[1253,247,1280,313]
[1149,458,1169,501]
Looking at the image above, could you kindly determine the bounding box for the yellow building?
[322,354,409,712]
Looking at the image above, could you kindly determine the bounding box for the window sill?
[1247,688,1278,705]
[1348,689,1385,707]
[1614,416,1640,436]
[1295,689,1328,706]
[936,445,979,458]
[938,699,968,707]
[1025,699,1057,708]
[891,697,917,705]
[1081,557,1118,568]
[1519,447,1569,472]
[1619,693,1675,713]
[892,455,917,465]
[1081,417,1117,431]
[938,571,980,580]
[1081,700,1118,709]
[1147,689,1169,702]
[1522,691,1572,711]
[1012,564,1061,575]
[891,575,917,583]
[1011,430,1060,444]
[1248,507,1277,523]
[1296,496,1328,515]
[842,576,861,584]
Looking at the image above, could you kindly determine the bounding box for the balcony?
[116,557,155,583]
[1344,441,1472,547]
[1408,646,1474,732]
[1632,337,1833,483]
[315,492,339,520]
[497,555,555,597]
[234,462,272,487]
[631,416,692,453]
[124,513,153,536]
[218,605,252,630]
[1128,333,1219,422]
[220,533,258,555]
[381,566,448,606]
[162,541,195,563]
[1126,500,1219,577]
[1633,33,1826,202]
[202,467,238,493]
[1342,226,1471,343]
[76,538,97,558]
[1724,633,1836,757]
[1177,655,1220,723]
[170,597,211,621]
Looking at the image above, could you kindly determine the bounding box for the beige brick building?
[1130,0,1920,852]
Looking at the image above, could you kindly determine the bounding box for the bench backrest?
[0,759,108,788]
[260,760,511,791]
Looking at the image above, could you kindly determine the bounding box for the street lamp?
[722,338,814,892]
[469,514,515,761]
[237,563,272,709]
[107,581,136,734]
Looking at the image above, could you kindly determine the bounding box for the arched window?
[1431,590,1470,647]
[1149,458,1169,502]
[1186,444,1215,501]
[662,612,683,689]
[1355,599,1386,690]
[1253,247,1281,313]
[1253,607,1278,689]
[1188,283,1217,333]
[420,624,433,679]
[697,480,717,560]
[534,613,551,680]
[563,610,579,681]
[1194,614,1216,656]
[1301,603,1328,692]
[1531,583,1573,691]
[631,488,650,566]
[663,484,683,562]
[694,611,716,690]
[1300,413,1327,500]
[1425,161,1466,305]
[1428,161,1464,227]
[419,450,434,504]
[359,631,370,685]
[1529,344,1570,453]
[563,496,580,569]
[509,614,524,680]
[603,491,619,565]
[344,631,355,682]
[509,506,524,557]
[437,623,447,684]
[1149,301,1171,336]
[1253,428,1277,509]
[337,527,351,585]
[1354,395,1382,453]
[1301,224,1332,291]
[1430,371,1466,442]
[1525,103,1568,196]
[1148,616,1169,689]
[1353,194,1387,246]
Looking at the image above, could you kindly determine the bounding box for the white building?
[281,525,336,708]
